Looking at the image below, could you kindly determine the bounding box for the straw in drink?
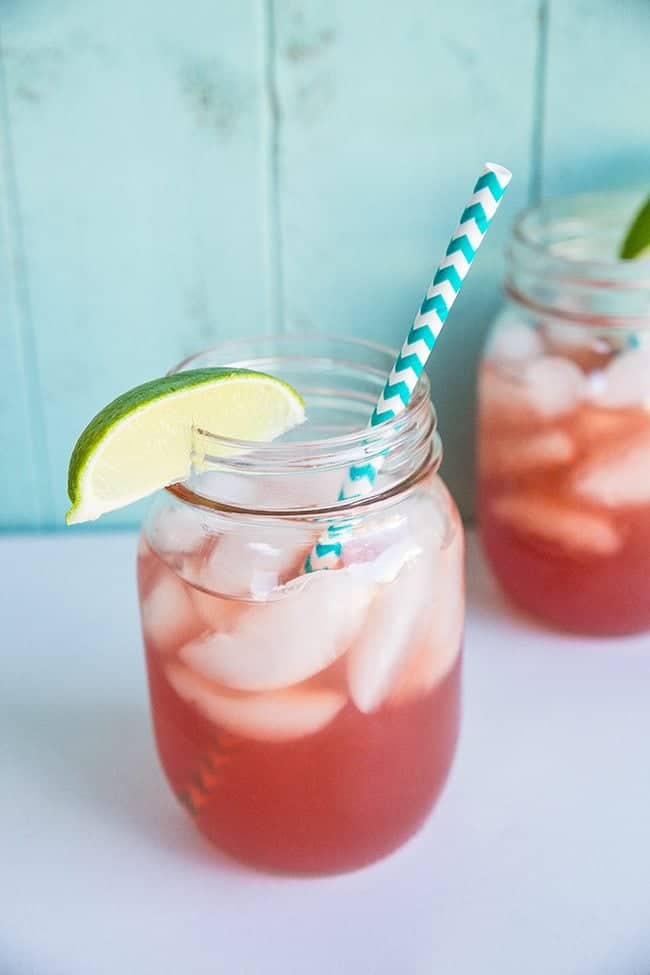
[134,163,511,873]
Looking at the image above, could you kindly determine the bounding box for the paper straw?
[180,163,512,817]
[305,162,512,572]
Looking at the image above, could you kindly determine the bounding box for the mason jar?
[137,335,464,875]
[477,189,650,636]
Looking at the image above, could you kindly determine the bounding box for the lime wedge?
[620,194,650,259]
[66,368,305,525]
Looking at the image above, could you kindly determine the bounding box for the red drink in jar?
[477,190,650,635]
[138,337,465,874]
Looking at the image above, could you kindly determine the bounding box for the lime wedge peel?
[619,195,650,260]
[66,368,305,525]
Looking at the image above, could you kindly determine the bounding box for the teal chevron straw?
[305,161,512,572]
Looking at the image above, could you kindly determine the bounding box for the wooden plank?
[542,0,650,197]
[1,1,273,528]
[273,0,540,516]
[0,41,44,528]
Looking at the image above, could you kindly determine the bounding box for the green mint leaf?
[620,194,650,260]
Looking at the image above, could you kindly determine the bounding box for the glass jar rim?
[165,334,441,518]
[511,187,650,282]
[506,188,650,327]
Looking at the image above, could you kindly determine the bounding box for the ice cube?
[192,468,343,510]
[389,635,457,708]
[519,357,586,418]
[486,321,544,361]
[428,521,464,665]
[166,661,345,742]
[590,349,650,408]
[150,504,207,556]
[341,492,446,574]
[571,430,650,508]
[492,491,621,556]
[198,525,312,598]
[347,507,465,713]
[140,570,202,655]
[188,585,245,633]
[179,568,373,691]
[346,557,432,713]
[481,428,576,478]
[262,470,345,509]
[391,509,465,704]
[480,357,585,429]
[341,514,400,566]
[479,365,525,430]
[368,538,424,583]
[189,471,264,508]
[541,322,617,373]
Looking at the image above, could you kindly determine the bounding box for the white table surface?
[2,531,650,975]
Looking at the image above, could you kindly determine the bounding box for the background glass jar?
[138,335,464,875]
[477,190,650,636]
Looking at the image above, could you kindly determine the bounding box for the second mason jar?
[477,189,650,636]
[138,335,464,875]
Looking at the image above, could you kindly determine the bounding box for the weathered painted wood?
[4,1,650,530]
[0,41,45,527]
[0,1,273,528]
[542,0,650,197]
[272,0,541,516]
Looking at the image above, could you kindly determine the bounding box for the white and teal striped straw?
[305,162,512,573]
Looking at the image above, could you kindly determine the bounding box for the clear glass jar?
[477,189,650,635]
[137,335,464,875]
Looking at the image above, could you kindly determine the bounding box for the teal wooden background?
[1,1,649,530]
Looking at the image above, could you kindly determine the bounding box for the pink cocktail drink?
[478,323,650,635]
[139,484,463,874]
[137,336,465,875]
[139,476,463,872]
[477,190,650,635]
